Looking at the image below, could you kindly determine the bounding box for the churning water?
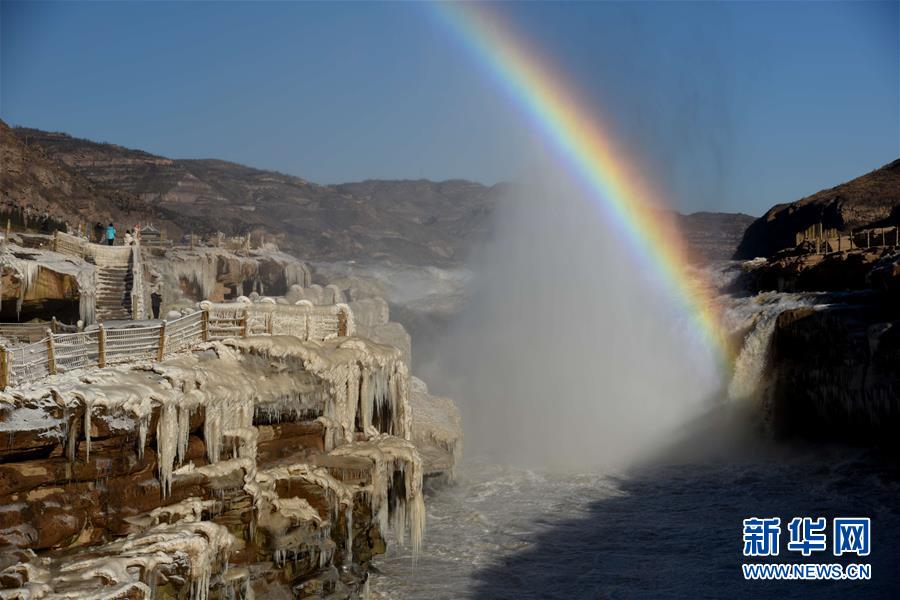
[371,264,900,599]
[371,433,900,599]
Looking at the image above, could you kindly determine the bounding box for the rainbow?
[430,2,732,366]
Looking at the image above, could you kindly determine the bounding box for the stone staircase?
[50,231,146,324]
[96,263,134,320]
[92,249,137,322]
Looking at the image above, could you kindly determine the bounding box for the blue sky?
[1,1,897,215]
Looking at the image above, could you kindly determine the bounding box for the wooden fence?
[796,224,900,254]
[0,319,78,344]
[0,302,352,390]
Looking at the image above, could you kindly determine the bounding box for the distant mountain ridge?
[4,122,753,264]
[0,120,198,236]
[676,211,755,261]
[11,125,497,265]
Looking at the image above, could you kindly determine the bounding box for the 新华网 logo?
[741,516,872,581]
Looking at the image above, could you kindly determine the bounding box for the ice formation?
[202,299,356,342]
[409,376,463,476]
[0,271,459,597]
[147,247,311,309]
[0,521,234,600]
[0,242,96,322]
[332,434,426,557]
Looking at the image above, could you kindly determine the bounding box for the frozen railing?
[0,302,353,390]
[53,331,100,372]
[201,301,353,341]
[130,242,146,320]
[51,231,88,259]
[6,340,51,388]
[0,319,77,344]
[795,223,900,254]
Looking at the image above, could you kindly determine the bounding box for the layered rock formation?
[761,301,900,440]
[733,247,896,294]
[726,159,900,441]
[0,318,459,598]
[0,235,461,598]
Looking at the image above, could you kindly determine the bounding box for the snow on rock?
[0,521,233,600]
[0,279,457,597]
[0,242,96,322]
[223,335,410,443]
[146,246,311,311]
[409,376,463,476]
[331,433,426,558]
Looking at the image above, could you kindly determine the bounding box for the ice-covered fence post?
[98,324,106,368]
[241,308,249,337]
[52,230,59,253]
[0,347,9,390]
[157,320,167,361]
[338,306,349,337]
[51,317,58,334]
[201,309,210,341]
[46,329,56,375]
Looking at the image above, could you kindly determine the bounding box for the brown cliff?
[735,159,900,259]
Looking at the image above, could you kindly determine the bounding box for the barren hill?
[0,121,197,236]
[6,124,752,264]
[735,159,900,259]
[12,126,498,266]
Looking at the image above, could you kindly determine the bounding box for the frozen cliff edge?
[0,292,462,598]
[726,249,900,440]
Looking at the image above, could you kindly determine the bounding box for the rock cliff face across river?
[727,158,900,440]
[734,159,900,260]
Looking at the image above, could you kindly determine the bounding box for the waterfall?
[723,290,824,402]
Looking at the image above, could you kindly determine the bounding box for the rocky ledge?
[761,299,900,440]
[731,245,900,440]
[0,303,461,598]
[733,247,900,294]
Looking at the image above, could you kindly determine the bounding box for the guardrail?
[0,302,353,390]
[0,319,78,343]
[796,224,900,254]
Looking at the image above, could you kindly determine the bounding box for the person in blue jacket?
[106,223,116,246]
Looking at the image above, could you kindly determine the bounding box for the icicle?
[80,395,92,460]
[345,507,353,566]
[157,402,178,496]
[177,403,193,463]
[203,399,222,464]
[137,414,148,461]
[14,261,40,319]
[79,290,96,326]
